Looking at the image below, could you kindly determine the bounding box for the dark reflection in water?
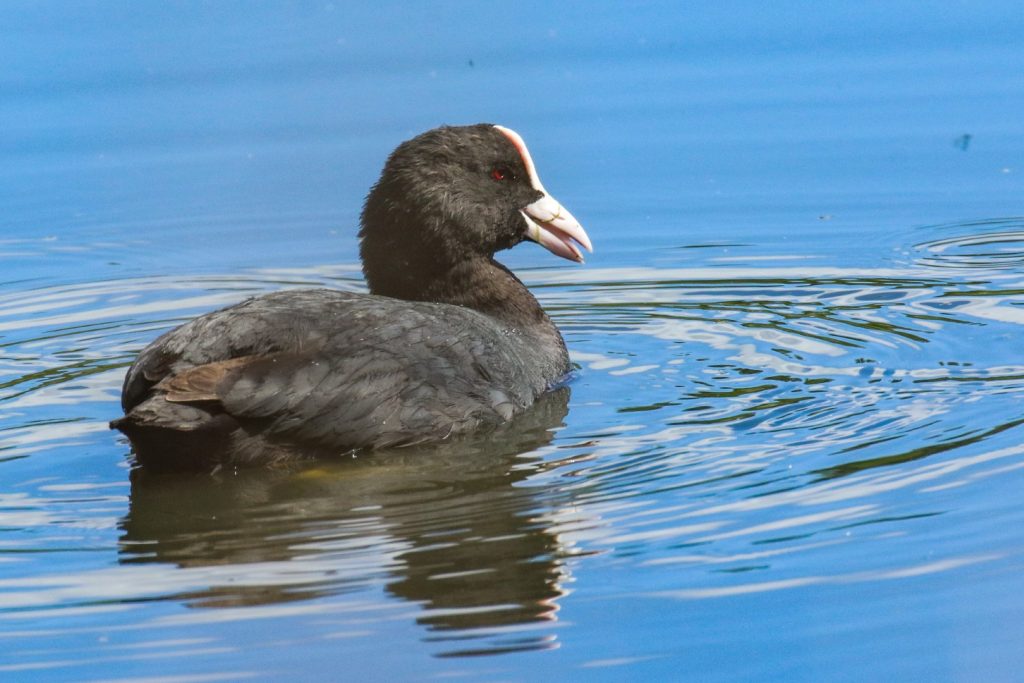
[812,415,1024,481]
[119,389,573,656]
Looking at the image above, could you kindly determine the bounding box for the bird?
[111,124,592,471]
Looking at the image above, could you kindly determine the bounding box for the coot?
[112,124,591,470]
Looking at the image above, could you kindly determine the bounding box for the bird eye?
[490,167,507,181]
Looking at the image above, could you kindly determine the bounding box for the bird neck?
[367,250,560,343]
[435,257,551,323]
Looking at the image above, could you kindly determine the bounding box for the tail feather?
[111,397,238,471]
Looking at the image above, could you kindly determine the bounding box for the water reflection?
[119,389,573,656]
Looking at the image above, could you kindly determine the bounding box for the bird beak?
[493,125,593,264]
[521,193,593,263]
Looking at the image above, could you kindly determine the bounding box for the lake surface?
[2,2,1024,680]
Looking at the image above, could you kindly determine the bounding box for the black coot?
[112,124,592,470]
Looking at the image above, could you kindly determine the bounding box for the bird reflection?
[119,388,573,655]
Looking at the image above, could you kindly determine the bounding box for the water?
[2,2,1024,680]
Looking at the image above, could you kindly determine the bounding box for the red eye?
[490,168,506,181]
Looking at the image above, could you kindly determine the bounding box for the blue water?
[2,2,1024,681]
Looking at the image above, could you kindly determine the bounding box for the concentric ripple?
[911,219,1024,270]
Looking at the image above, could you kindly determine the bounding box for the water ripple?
[2,221,1024,669]
[911,219,1024,270]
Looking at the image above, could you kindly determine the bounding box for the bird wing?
[123,289,535,449]
[155,343,520,449]
[120,289,363,412]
